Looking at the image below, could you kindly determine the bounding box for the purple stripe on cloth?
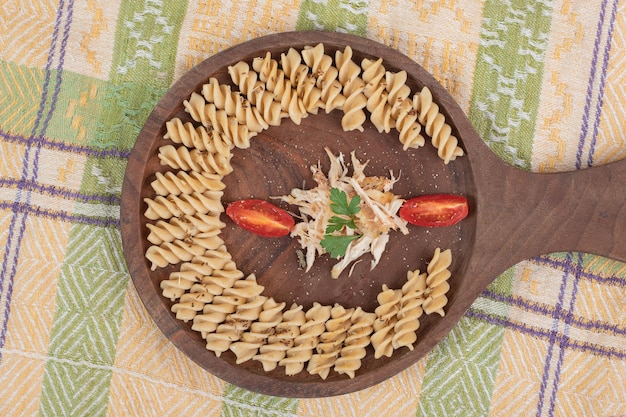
[533,255,626,286]
[0,0,73,357]
[0,130,132,159]
[464,309,626,360]
[546,253,583,417]
[481,289,626,337]
[0,201,119,229]
[587,0,619,167]
[576,0,618,169]
[0,177,121,205]
[575,0,608,169]
[536,252,574,417]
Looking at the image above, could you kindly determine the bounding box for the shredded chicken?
[277,148,408,278]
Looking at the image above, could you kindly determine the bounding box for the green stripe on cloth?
[93,0,187,149]
[221,385,299,417]
[296,0,369,36]
[468,0,554,170]
[0,60,45,137]
[416,267,516,417]
[39,225,128,417]
[39,71,107,146]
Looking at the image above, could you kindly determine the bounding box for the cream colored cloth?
[0,1,624,416]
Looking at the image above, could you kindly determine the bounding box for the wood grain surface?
[120,31,626,397]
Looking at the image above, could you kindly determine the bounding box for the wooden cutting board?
[120,31,626,397]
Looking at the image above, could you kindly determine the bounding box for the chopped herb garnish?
[320,188,362,258]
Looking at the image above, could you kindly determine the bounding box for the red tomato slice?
[226,199,295,238]
[399,194,469,227]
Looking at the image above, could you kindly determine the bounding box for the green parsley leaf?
[325,215,351,233]
[329,188,361,217]
[320,234,360,258]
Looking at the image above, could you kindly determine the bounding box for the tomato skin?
[399,194,468,227]
[226,199,295,238]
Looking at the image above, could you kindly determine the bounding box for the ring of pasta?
[144,43,459,380]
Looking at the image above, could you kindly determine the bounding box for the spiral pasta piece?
[307,304,353,379]
[371,285,402,358]
[160,268,201,302]
[392,279,425,350]
[281,47,309,88]
[385,70,412,115]
[365,83,393,133]
[423,248,452,316]
[279,302,331,376]
[230,297,285,364]
[334,307,376,378]
[146,237,210,270]
[202,77,238,114]
[183,92,258,147]
[361,57,386,97]
[146,217,192,245]
[412,87,464,163]
[254,304,305,372]
[143,190,223,222]
[171,290,213,323]
[202,274,260,353]
[151,170,225,197]
[158,145,234,175]
[336,46,367,132]
[228,60,278,128]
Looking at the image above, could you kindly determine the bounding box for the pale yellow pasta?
[145,239,205,270]
[251,51,308,125]
[205,325,241,357]
[228,60,279,128]
[164,117,234,156]
[171,291,212,323]
[253,88,284,126]
[413,87,464,164]
[229,297,286,364]
[151,170,225,197]
[423,248,452,316]
[280,47,308,87]
[394,102,425,150]
[296,73,323,114]
[146,217,191,245]
[336,46,367,132]
[202,77,238,114]
[318,67,345,113]
[251,52,277,84]
[392,289,424,351]
[385,70,412,114]
[222,273,265,301]
[143,191,223,222]
[370,315,396,359]
[301,43,333,79]
[334,307,376,378]
[254,304,304,372]
[183,92,259,147]
[307,304,353,379]
[189,260,242,303]
[230,332,267,364]
[361,57,386,97]
[160,269,200,301]
[370,284,402,358]
[158,145,233,175]
[365,83,393,133]
[194,293,244,340]
[374,284,402,322]
[250,297,286,336]
[279,302,331,376]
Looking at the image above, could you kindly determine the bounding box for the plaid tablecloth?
[1,1,625,416]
